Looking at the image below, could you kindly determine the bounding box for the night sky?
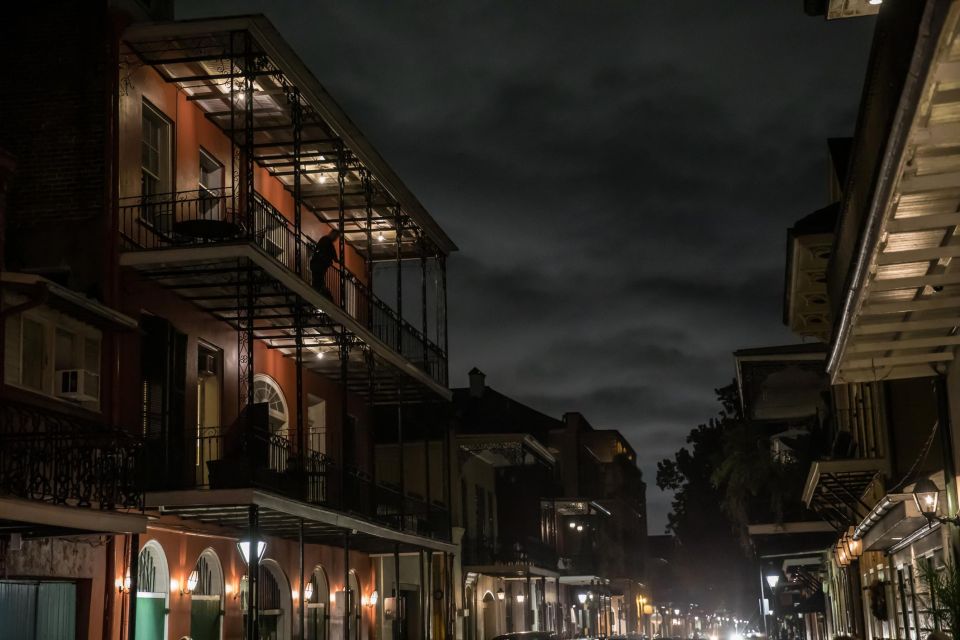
[180,1,875,533]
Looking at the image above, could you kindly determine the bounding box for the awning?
[854,472,944,551]
[147,488,455,554]
[1,272,138,330]
[0,497,146,536]
[829,2,960,383]
[802,459,883,530]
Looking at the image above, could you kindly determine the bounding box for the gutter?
[828,0,947,378]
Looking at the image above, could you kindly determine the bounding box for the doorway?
[136,540,170,640]
[0,580,76,640]
[482,591,498,640]
[189,548,223,640]
[305,566,329,640]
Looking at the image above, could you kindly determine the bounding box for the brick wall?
[0,1,114,298]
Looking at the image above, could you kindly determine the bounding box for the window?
[141,100,173,232]
[198,149,223,220]
[4,300,102,409]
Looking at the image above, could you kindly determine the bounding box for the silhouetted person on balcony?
[311,229,340,297]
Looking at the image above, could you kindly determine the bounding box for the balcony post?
[337,140,346,310]
[419,549,427,640]
[420,231,428,371]
[343,530,351,640]
[395,204,403,354]
[364,169,374,329]
[127,533,139,640]
[424,408,431,531]
[248,504,261,640]
[393,543,402,640]
[239,29,256,411]
[526,572,532,631]
[289,85,306,480]
[398,381,406,528]
[299,519,305,640]
[340,330,349,510]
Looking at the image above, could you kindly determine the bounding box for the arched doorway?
[305,565,330,640]
[189,548,224,640]
[253,374,289,471]
[482,591,498,640]
[243,559,292,640]
[136,540,169,640]
[348,570,361,640]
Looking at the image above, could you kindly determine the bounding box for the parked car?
[492,632,558,640]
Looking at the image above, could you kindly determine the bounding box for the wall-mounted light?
[369,590,379,607]
[293,589,300,600]
[576,525,583,532]
[304,583,314,602]
[171,578,181,594]
[516,593,525,604]
[186,570,199,595]
[569,521,577,529]
[237,540,267,565]
[115,577,125,594]
[496,588,505,601]
[226,582,236,599]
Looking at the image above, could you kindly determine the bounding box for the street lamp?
[765,574,779,590]
[914,478,942,520]
[578,593,588,605]
[237,540,267,564]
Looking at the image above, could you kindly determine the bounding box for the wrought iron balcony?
[167,419,449,540]
[119,189,447,387]
[0,400,142,511]
[462,534,558,570]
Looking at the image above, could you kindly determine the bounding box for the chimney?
[468,367,485,398]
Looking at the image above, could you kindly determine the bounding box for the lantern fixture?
[913,478,941,519]
[765,574,779,590]
[578,592,588,605]
[186,570,199,594]
[497,588,505,601]
[304,583,314,602]
[516,593,526,604]
[237,540,267,564]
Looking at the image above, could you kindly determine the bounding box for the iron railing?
[187,421,449,540]
[119,190,447,385]
[461,534,558,569]
[0,400,142,510]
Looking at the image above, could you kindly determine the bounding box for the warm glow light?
[868,0,882,4]
[304,583,314,602]
[576,525,583,532]
[516,593,525,604]
[225,583,234,595]
[187,570,199,594]
[377,232,385,242]
[170,578,180,593]
[124,569,131,591]
[237,540,267,564]
[578,593,588,604]
[330,591,337,604]
[369,591,379,607]
[115,578,124,592]
[293,589,300,600]
[569,521,577,529]
[316,351,325,360]
[497,588,505,601]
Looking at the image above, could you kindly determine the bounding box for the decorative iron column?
[364,169,374,329]
[340,329,350,509]
[127,533,139,640]
[239,29,256,411]
[336,140,347,310]
[288,85,306,476]
[248,505,261,640]
[299,519,306,640]
[344,531,351,640]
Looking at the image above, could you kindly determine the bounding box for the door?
[482,592,498,640]
[401,589,421,640]
[190,596,221,640]
[0,580,76,640]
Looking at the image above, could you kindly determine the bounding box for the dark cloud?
[180,0,875,532]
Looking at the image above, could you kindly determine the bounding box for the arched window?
[136,540,169,640]
[253,374,288,433]
[306,566,330,640]
[242,559,292,640]
[190,548,224,640]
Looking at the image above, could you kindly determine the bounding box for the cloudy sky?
[182,1,875,533]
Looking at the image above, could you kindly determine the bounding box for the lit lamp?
[369,591,379,607]
[765,574,779,590]
[186,570,199,595]
[497,588,505,601]
[845,527,863,559]
[237,540,267,564]
[914,478,941,519]
[304,583,314,602]
[569,521,577,529]
[578,593,588,605]
[516,593,526,604]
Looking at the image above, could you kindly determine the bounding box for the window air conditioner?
[55,369,100,402]
[198,352,217,377]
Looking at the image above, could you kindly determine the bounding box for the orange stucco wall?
[108,522,376,640]
[118,65,367,280]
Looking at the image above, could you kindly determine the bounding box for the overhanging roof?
[802,458,882,530]
[829,2,960,383]
[0,497,147,536]
[2,272,138,329]
[147,488,455,553]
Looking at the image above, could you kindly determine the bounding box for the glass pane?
[21,318,45,390]
[55,328,76,371]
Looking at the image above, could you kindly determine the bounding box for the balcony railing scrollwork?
[119,189,447,385]
[0,400,143,511]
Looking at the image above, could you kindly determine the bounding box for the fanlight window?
[253,374,288,432]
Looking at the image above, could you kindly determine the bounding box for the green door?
[0,580,75,640]
[135,593,167,640]
[191,597,221,640]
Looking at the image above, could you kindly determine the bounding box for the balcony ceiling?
[121,16,457,260]
[830,5,960,384]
